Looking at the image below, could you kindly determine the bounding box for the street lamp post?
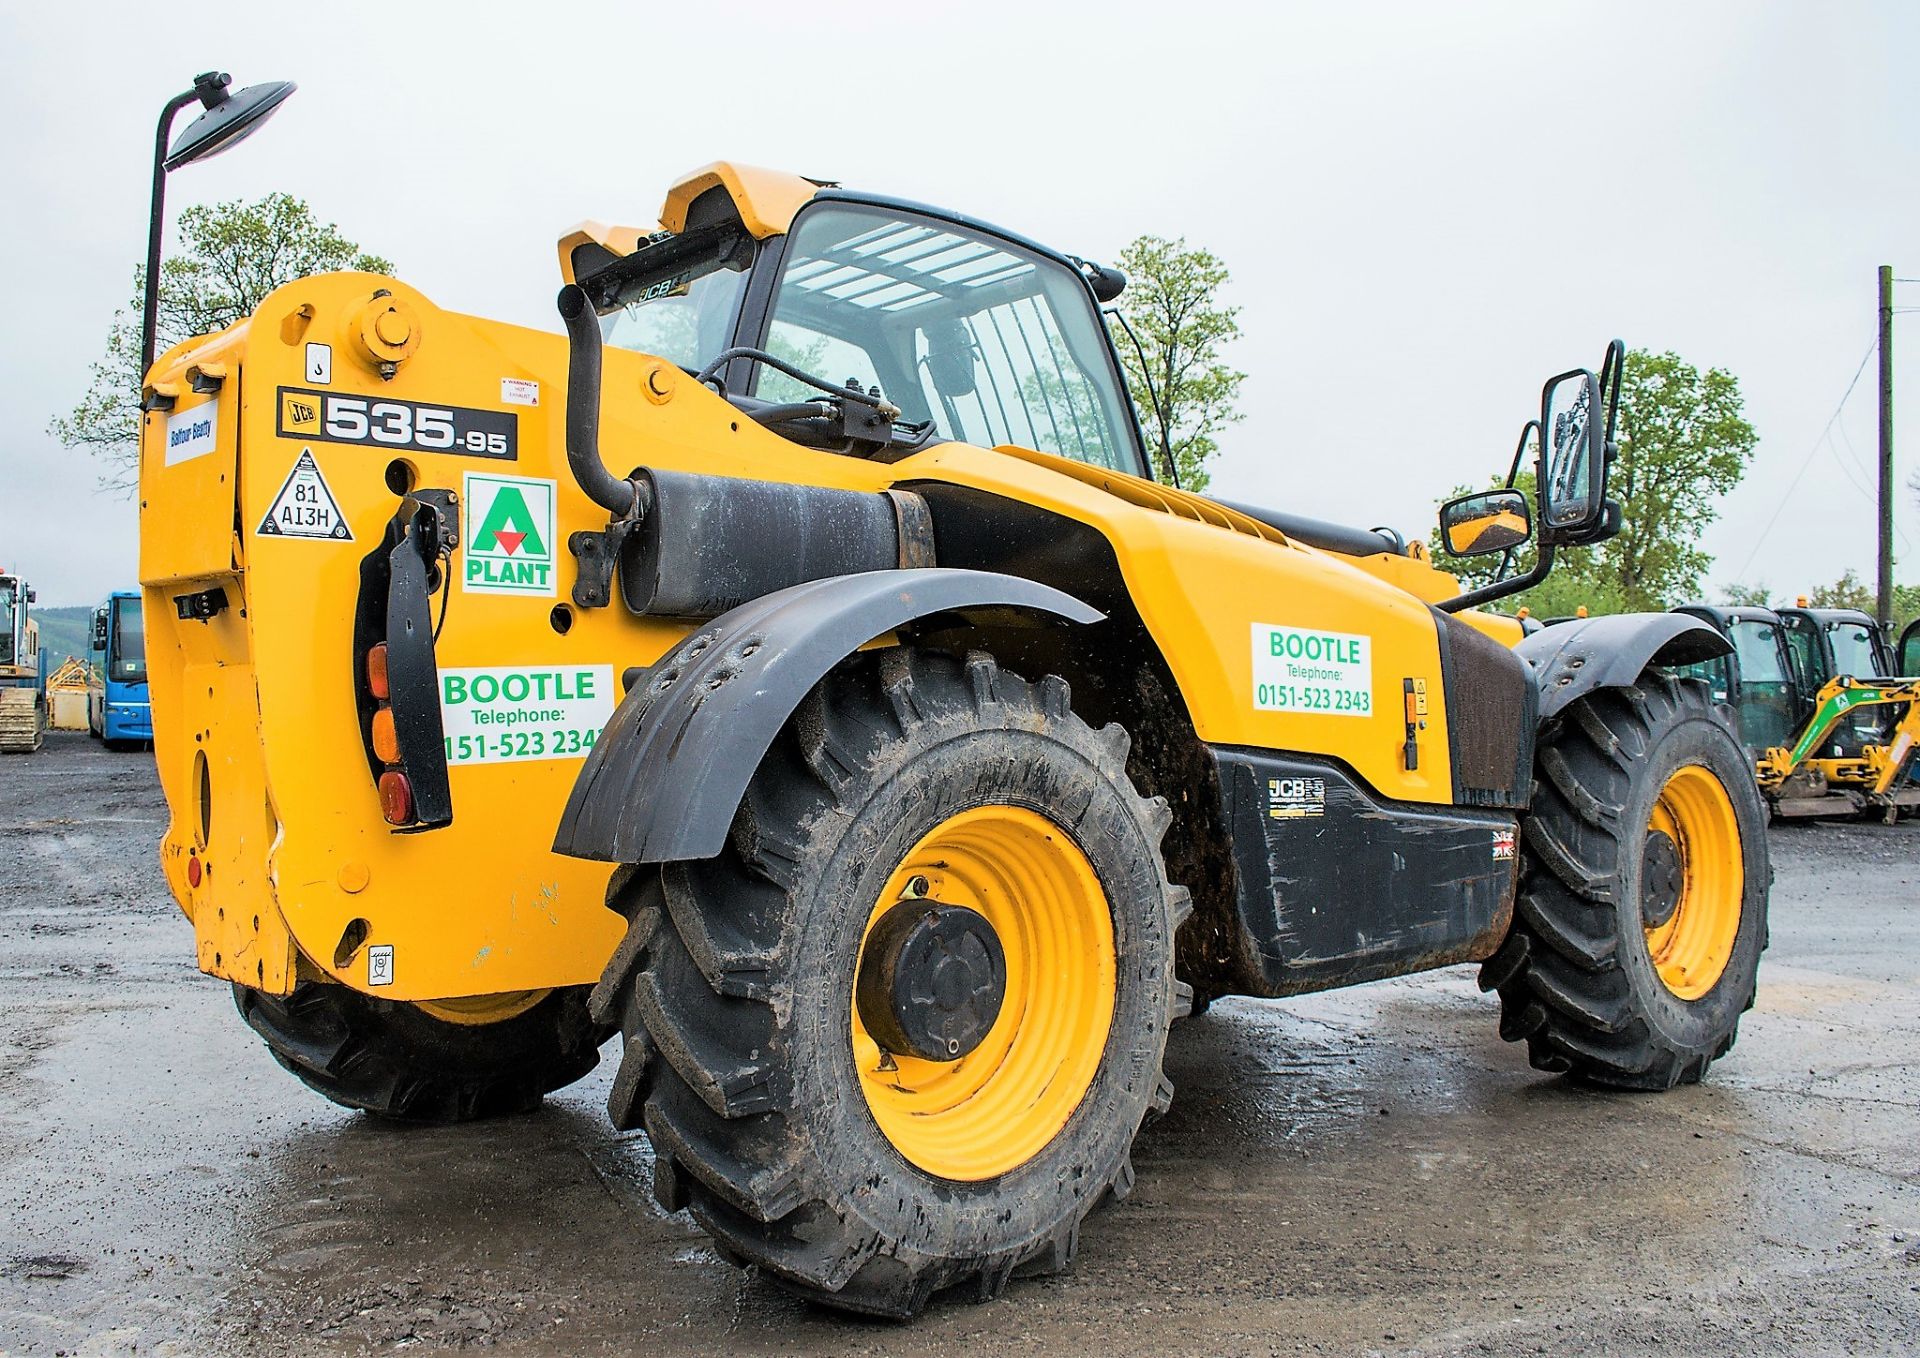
[140,71,296,377]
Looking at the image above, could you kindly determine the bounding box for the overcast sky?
[3,1,1915,608]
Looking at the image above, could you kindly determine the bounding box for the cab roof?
[1673,602,1782,628]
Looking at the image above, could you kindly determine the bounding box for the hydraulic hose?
[557,284,642,516]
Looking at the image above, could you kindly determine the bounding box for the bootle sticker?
[1250,623,1372,716]
[462,472,556,597]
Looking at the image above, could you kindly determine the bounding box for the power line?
[1832,410,1914,553]
[1731,335,1879,582]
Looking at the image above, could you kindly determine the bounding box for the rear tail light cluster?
[365,643,415,825]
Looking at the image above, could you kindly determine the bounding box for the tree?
[1427,349,1757,615]
[52,193,392,490]
[1105,236,1244,492]
[1599,350,1758,608]
[1718,581,1771,607]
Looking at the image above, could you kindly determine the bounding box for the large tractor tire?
[234,982,604,1122]
[1483,672,1768,1088]
[593,649,1190,1317]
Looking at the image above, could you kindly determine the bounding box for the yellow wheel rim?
[852,805,1116,1182]
[413,989,551,1026]
[1643,765,1743,1001]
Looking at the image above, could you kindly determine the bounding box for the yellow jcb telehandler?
[139,162,1769,1317]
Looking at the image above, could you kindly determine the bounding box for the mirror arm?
[1106,307,1181,490]
[1493,417,1541,583]
[1437,536,1556,614]
[1598,339,1626,446]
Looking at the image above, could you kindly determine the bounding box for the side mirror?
[23,588,34,605]
[1439,489,1533,557]
[91,610,108,649]
[1538,368,1606,533]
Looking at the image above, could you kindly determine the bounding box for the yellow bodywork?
[139,164,1506,1005]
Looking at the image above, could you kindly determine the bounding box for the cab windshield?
[760,203,1145,476]
[1729,619,1786,683]
[0,581,15,667]
[1826,620,1881,678]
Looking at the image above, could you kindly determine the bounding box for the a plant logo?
[463,473,557,596]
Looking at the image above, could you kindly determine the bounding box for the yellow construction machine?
[1672,602,1919,819]
[139,162,1769,1317]
[0,571,46,753]
[1754,675,1920,821]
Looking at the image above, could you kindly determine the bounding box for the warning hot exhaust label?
[439,664,614,765]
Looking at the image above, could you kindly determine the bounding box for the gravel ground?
[1,729,1916,1356]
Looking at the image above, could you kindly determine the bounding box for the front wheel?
[1482,672,1769,1088]
[592,649,1190,1317]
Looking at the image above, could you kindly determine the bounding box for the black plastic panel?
[1212,747,1517,997]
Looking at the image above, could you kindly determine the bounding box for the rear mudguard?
[1516,613,1728,720]
[552,567,1101,865]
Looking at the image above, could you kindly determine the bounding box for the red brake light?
[367,643,390,701]
[378,770,414,825]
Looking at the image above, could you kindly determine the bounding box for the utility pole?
[1878,264,1895,633]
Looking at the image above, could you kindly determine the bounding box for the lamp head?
[164,73,295,171]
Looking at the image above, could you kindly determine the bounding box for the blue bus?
[88,591,151,747]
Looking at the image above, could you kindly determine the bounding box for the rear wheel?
[234,982,604,1122]
[593,649,1189,1317]
[1482,672,1768,1088]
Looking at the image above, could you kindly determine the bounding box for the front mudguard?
[1515,613,1729,721]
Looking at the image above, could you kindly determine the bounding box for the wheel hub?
[1641,829,1683,929]
[855,899,1006,1062]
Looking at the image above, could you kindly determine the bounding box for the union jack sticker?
[1493,829,1516,862]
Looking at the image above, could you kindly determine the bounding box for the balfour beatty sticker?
[462,472,557,596]
[1251,623,1373,717]
[165,402,218,465]
[439,664,614,765]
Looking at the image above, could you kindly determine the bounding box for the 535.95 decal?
[277,387,517,460]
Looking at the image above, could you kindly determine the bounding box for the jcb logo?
[282,393,318,429]
[462,472,557,597]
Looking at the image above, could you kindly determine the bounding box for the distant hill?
[33,606,93,666]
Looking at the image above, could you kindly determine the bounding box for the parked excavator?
[1671,602,1917,819]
